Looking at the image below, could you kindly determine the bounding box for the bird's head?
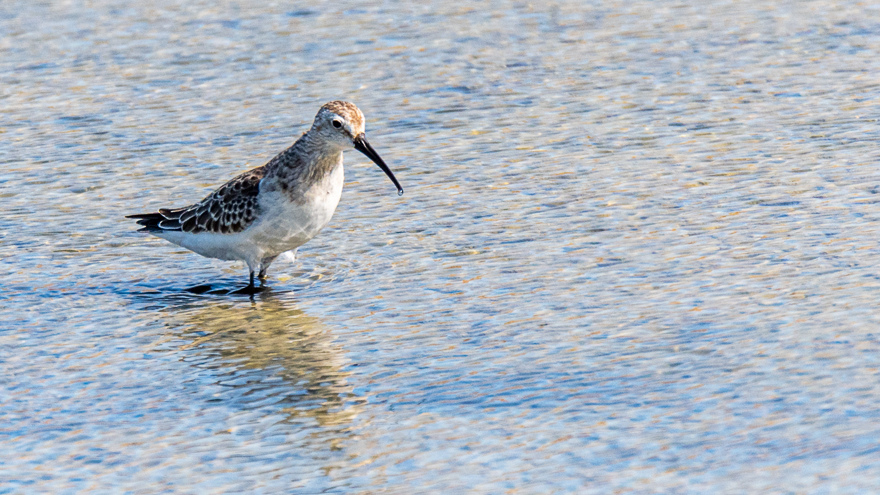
[313,101,403,196]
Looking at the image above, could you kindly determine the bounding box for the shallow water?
[3,0,880,492]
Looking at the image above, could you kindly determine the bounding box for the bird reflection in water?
[170,294,362,447]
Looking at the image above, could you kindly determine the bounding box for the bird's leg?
[232,270,262,295]
[258,255,278,282]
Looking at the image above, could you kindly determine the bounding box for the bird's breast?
[252,163,344,255]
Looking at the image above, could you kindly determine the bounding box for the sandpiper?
[127,101,403,293]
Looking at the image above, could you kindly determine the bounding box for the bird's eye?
[332,120,343,129]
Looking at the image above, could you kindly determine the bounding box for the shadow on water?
[184,283,264,296]
[120,276,309,304]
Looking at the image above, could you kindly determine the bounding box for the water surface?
[3,0,880,492]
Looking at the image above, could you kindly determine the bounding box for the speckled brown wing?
[170,167,265,235]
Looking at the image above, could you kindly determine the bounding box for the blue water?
[3,0,880,492]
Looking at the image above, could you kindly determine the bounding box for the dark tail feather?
[125,213,161,219]
[126,212,181,233]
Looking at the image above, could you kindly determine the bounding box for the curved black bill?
[353,134,404,196]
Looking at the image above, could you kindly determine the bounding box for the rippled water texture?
[3,1,880,492]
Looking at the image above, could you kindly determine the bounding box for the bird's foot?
[231,284,266,295]
[229,270,266,295]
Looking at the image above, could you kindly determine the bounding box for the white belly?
[156,164,344,270]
